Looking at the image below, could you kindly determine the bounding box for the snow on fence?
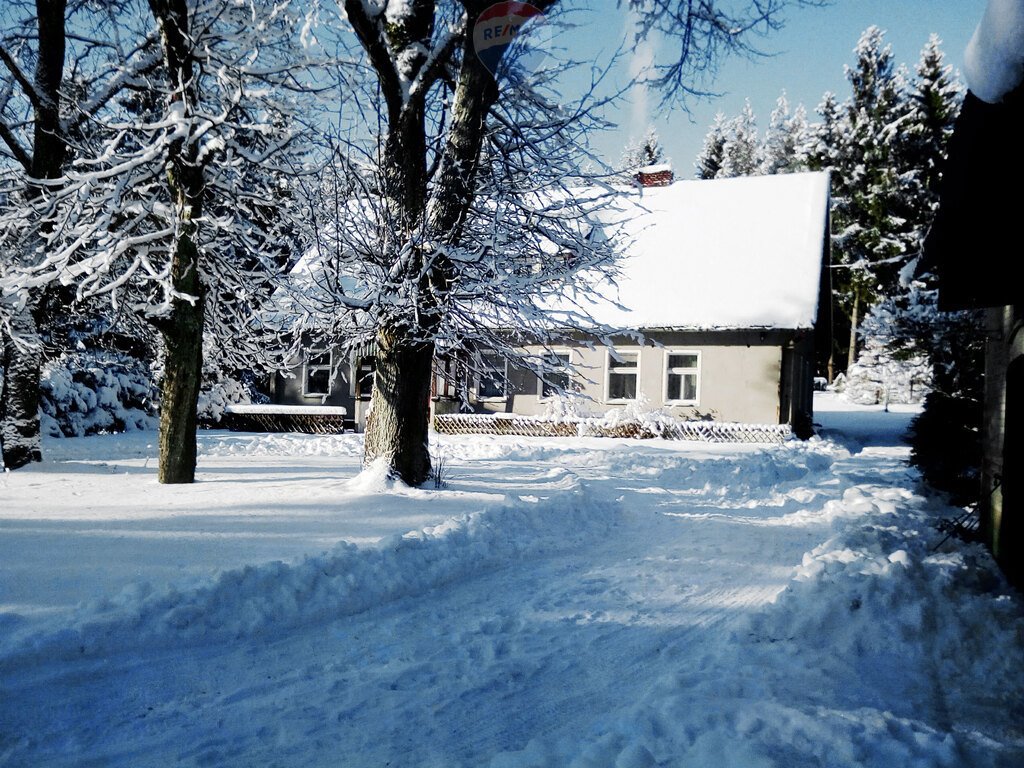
[223,404,349,434]
[433,414,791,444]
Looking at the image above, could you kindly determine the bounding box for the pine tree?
[639,126,666,167]
[621,127,667,177]
[831,27,912,369]
[848,35,962,388]
[694,113,728,179]
[719,100,761,177]
[885,37,972,503]
[807,92,846,172]
[902,35,962,225]
[760,92,810,175]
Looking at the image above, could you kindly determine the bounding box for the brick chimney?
[635,163,673,187]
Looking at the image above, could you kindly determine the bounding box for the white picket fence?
[433,414,792,444]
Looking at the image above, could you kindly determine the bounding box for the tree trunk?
[0,312,42,469]
[157,254,204,484]
[847,290,860,372]
[149,0,206,484]
[425,34,499,240]
[31,0,68,179]
[363,328,434,486]
[353,6,501,486]
[0,0,67,469]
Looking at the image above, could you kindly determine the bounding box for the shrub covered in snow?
[40,352,159,437]
[843,333,932,406]
[540,393,596,423]
[196,371,257,425]
[581,394,718,437]
[860,282,986,504]
[585,395,679,436]
[37,351,262,436]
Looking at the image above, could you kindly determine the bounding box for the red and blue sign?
[473,2,545,77]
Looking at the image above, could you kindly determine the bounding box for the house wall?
[271,329,812,432]
[471,330,797,425]
[980,305,1023,588]
[271,356,361,427]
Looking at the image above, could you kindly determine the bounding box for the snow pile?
[750,487,1024,735]
[965,0,1024,103]
[0,485,619,667]
[40,352,158,437]
[490,483,1024,767]
[201,431,365,457]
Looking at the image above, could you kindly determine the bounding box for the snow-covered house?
[268,171,831,435]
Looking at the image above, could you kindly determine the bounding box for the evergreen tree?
[902,35,962,227]
[621,127,667,177]
[719,100,761,177]
[828,27,912,369]
[807,92,846,172]
[694,112,728,179]
[638,126,666,167]
[887,38,972,503]
[760,92,810,174]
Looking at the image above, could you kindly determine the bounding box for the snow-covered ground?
[1,394,1022,767]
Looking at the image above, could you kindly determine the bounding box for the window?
[665,351,700,404]
[477,350,507,400]
[538,352,572,399]
[606,349,639,401]
[434,355,460,399]
[303,350,332,396]
[355,356,375,401]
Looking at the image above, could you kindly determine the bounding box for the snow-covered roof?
[578,171,830,331]
[965,0,1024,103]
[637,163,672,174]
[283,171,829,334]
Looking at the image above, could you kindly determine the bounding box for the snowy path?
[1,400,1022,766]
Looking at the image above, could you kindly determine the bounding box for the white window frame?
[605,347,641,403]
[475,349,508,402]
[537,349,573,401]
[664,349,701,406]
[302,350,333,397]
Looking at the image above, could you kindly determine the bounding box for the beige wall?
[472,331,788,425]
[271,330,804,430]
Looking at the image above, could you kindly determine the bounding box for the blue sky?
[556,0,989,176]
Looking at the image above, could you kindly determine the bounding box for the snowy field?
[1,394,1022,767]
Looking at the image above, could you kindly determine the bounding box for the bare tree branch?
[343,0,403,121]
[0,43,45,112]
[0,118,32,170]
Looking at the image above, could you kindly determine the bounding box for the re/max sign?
[480,23,523,41]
